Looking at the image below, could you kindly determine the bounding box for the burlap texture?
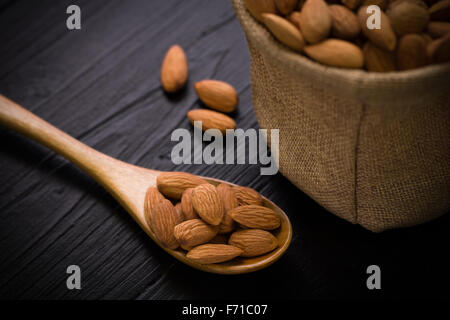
[233,0,450,232]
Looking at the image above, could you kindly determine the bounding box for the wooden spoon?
[0,95,292,274]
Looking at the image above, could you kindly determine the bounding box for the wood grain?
[0,0,449,299]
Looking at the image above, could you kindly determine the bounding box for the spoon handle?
[0,94,162,236]
[0,95,121,182]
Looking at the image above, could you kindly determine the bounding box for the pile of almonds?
[160,45,239,133]
[144,172,280,264]
[244,0,450,71]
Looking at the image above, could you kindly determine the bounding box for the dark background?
[0,0,448,300]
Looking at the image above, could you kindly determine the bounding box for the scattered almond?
[157,172,208,199]
[229,229,278,257]
[144,187,165,228]
[234,186,263,206]
[160,45,188,93]
[397,34,430,70]
[262,13,306,51]
[187,109,236,134]
[150,199,180,249]
[174,219,219,249]
[194,80,238,113]
[217,183,238,234]
[230,205,281,230]
[181,188,199,220]
[299,0,332,44]
[364,41,397,71]
[358,6,397,51]
[329,5,361,39]
[304,39,364,68]
[244,0,278,22]
[186,244,243,264]
[191,184,224,225]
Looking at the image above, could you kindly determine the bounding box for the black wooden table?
[0,0,449,300]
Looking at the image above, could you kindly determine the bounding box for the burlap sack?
[233,0,450,232]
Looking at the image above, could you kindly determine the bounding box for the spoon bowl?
[0,95,292,274]
[152,177,292,274]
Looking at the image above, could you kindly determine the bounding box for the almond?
[429,0,450,21]
[262,13,306,51]
[174,202,185,224]
[387,1,429,35]
[229,205,281,230]
[174,219,219,249]
[297,0,306,9]
[425,0,439,5]
[234,186,263,206]
[187,109,236,134]
[144,187,165,228]
[186,244,243,264]
[194,80,238,113]
[244,0,278,22]
[342,0,361,9]
[358,6,397,51]
[427,34,450,63]
[329,5,361,39]
[160,45,188,93]
[217,183,238,234]
[191,184,224,225]
[150,199,179,249]
[181,188,199,220]
[389,0,428,10]
[299,0,332,44]
[363,41,397,71]
[304,39,364,68]
[228,229,278,257]
[397,34,429,70]
[362,0,389,9]
[288,11,302,29]
[275,0,299,14]
[427,21,450,38]
[208,234,229,245]
[419,33,433,44]
[157,172,208,199]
